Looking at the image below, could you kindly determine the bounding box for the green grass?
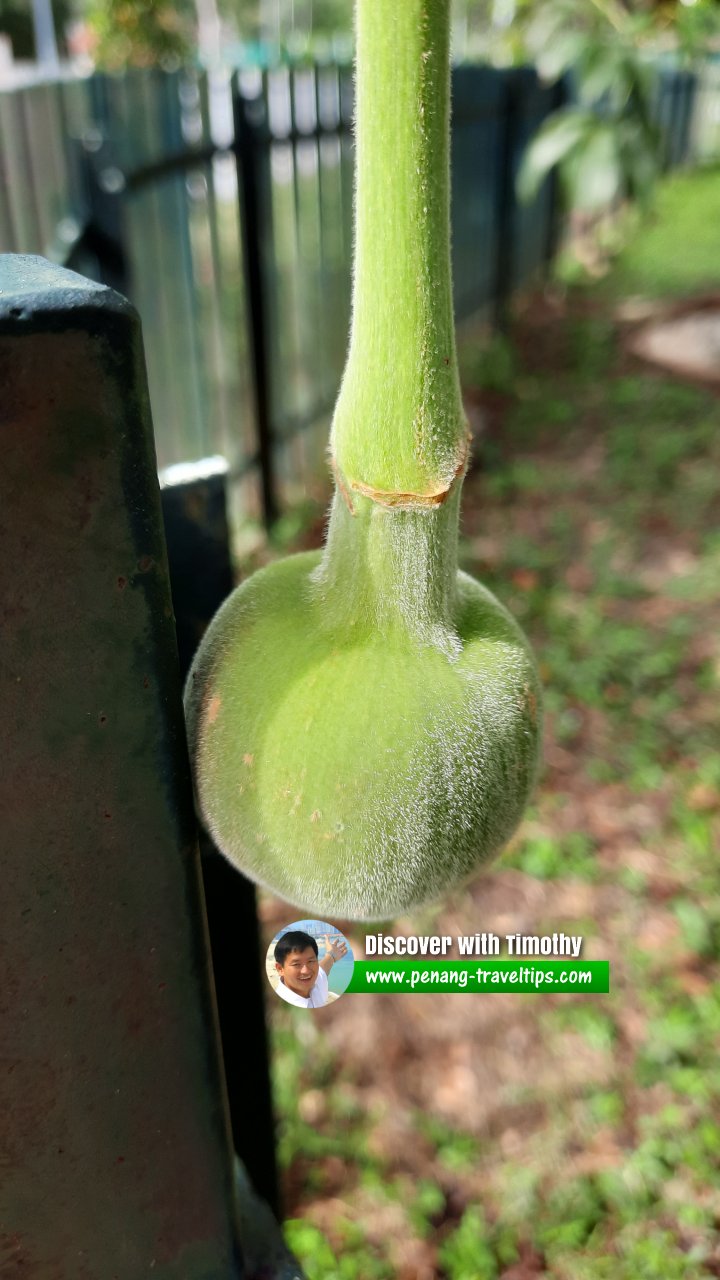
[607,165,720,299]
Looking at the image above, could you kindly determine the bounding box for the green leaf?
[615,116,660,209]
[517,108,596,203]
[284,1219,339,1273]
[438,1206,498,1280]
[577,43,630,107]
[534,30,587,81]
[524,0,578,58]
[563,122,621,211]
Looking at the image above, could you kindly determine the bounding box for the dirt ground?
[256,282,720,1280]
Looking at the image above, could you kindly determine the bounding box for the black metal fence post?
[65,134,130,296]
[493,69,520,328]
[0,254,244,1277]
[161,461,280,1216]
[674,69,698,166]
[233,76,279,532]
[544,75,569,269]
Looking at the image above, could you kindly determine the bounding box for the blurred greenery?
[285,1216,395,1279]
[87,0,194,69]
[607,165,720,299]
[17,0,715,71]
[518,97,660,217]
[516,0,720,265]
[437,1206,501,1279]
[271,163,720,1279]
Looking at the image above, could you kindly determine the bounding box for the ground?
[257,168,720,1280]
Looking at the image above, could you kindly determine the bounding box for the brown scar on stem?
[243,753,254,765]
[330,455,356,515]
[331,430,471,513]
[208,695,222,724]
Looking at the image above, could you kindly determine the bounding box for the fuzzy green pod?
[184,0,541,921]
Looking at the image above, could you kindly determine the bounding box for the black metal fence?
[0,58,701,531]
[1,253,296,1275]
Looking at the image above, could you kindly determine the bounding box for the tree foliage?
[517,0,664,215]
[87,0,195,69]
[672,0,720,66]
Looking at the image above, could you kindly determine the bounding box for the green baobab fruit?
[184,0,541,921]
[185,498,540,920]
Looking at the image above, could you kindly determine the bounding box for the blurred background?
[3,0,720,1276]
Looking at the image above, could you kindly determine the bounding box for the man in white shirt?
[273,929,347,1009]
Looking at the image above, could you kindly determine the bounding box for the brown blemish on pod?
[522,684,538,725]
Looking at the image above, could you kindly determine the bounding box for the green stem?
[315,0,465,652]
[331,0,466,500]
[312,486,462,654]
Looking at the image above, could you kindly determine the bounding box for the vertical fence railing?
[160,460,280,1214]
[691,58,720,161]
[234,72,278,530]
[249,61,354,511]
[655,65,698,169]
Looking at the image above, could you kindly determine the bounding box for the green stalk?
[317,0,466,647]
[333,0,465,498]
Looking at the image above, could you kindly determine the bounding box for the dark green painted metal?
[0,255,248,1278]
[160,464,281,1217]
[233,76,278,529]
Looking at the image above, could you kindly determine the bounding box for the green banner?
[346,960,610,994]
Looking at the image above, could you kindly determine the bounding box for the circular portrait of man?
[266,920,355,1008]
